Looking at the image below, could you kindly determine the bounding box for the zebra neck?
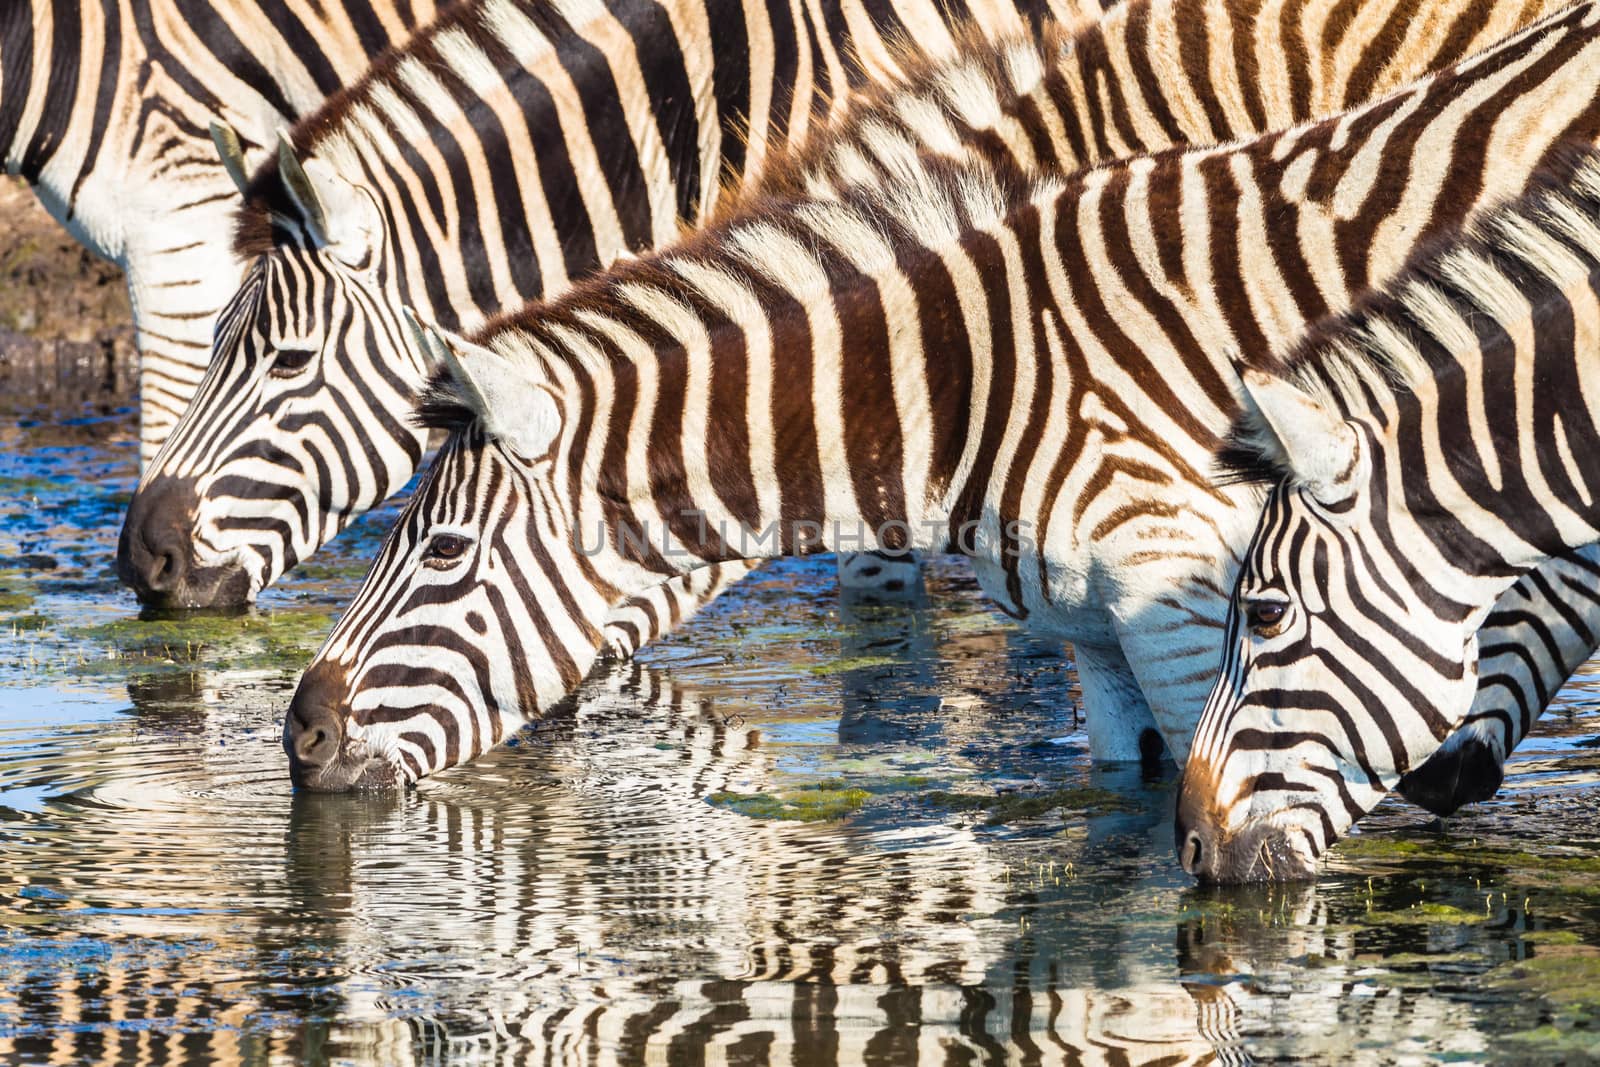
[0,0,60,180]
[591,302,947,569]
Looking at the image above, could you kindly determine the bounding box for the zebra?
[118,0,1580,792]
[0,0,455,464]
[116,0,1561,622]
[280,1,1600,792]
[1176,144,1600,883]
[112,0,1106,612]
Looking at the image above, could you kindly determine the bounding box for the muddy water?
[4,400,1600,1065]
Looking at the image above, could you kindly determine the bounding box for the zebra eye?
[269,347,316,379]
[1245,600,1288,634]
[422,534,471,568]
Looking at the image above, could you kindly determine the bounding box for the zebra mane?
[706,20,1071,225]
[236,4,1074,259]
[1218,141,1600,488]
[232,0,1067,259]
[414,363,478,434]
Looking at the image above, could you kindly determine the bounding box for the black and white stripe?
[282,2,1600,790]
[118,0,1556,617]
[115,0,1109,610]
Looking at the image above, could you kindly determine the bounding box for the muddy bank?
[0,178,136,406]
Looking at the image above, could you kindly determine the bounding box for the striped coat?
[122,0,1560,613]
[116,0,1110,610]
[281,3,1600,789]
[117,3,1577,785]
[1,0,454,461]
[1179,144,1600,882]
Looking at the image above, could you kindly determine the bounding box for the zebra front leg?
[1398,547,1600,816]
[1072,641,1167,764]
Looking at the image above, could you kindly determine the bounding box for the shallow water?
[5,401,1600,1065]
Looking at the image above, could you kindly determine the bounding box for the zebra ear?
[209,122,254,197]
[405,311,561,460]
[275,130,380,269]
[1239,369,1368,506]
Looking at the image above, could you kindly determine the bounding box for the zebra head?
[284,320,622,790]
[1175,370,1482,883]
[117,130,427,609]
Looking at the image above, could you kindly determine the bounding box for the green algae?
[869,774,936,789]
[709,775,951,822]
[1373,950,1485,966]
[1359,902,1488,926]
[1501,1024,1600,1058]
[1523,930,1586,946]
[1333,834,1600,897]
[709,781,872,821]
[74,610,330,647]
[920,786,1135,825]
[1482,950,1600,1003]
[1480,948,1600,1044]
[0,589,35,613]
[64,609,335,675]
[0,475,65,495]
[287,560,374,583]
[1334,836,1430,861]
[806,655,899,677]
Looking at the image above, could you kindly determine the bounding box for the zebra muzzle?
[284,660,368,791]
[117,474,251,608]
[1174,767,1319,884]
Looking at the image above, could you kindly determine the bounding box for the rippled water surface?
[6,400,1600,1065]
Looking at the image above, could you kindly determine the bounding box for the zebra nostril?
[117,474,200,601]
[296,724,329,763]
[1181,831,1206,876]
[285,661,351,778]
[142,540,186,591]
[288,707,343,768]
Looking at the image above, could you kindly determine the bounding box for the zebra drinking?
[115,0,1554,612]
[112,0,1588,791]
[282,4,1600,790]
[1178,144,1600,883]
[113,0,1102,611]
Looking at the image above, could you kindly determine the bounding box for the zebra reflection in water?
[0,646,1538,1065]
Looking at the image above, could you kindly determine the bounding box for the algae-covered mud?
[8,400,1600,1065]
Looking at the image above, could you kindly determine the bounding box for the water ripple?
[1,403,1599,1065]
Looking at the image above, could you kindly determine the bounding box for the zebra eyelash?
[421,533,473,568]
[268,348,317,378]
